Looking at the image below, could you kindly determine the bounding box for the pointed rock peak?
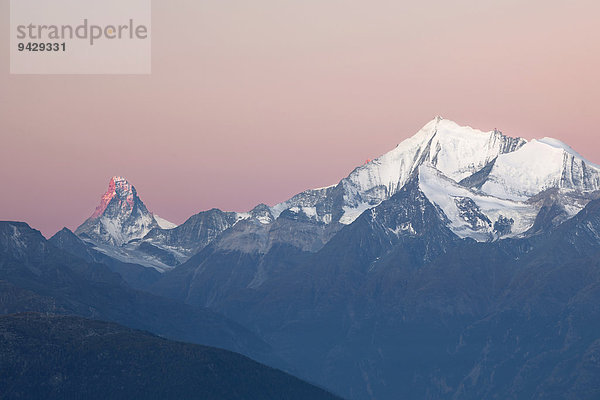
[251,203,271,213]
[54,227,77,237]
[91,176,138,219]
[109,176,136,198]
[77,177,157,246]
[55,227,86,240]
[431,115,446,129]
[49,227,85,245]
[250,204,275,224]
[418,116,445,135]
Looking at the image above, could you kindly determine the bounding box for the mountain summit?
[91,176,137,219]
[75,177,175,248]
[272,117,528,225]
[269,117,600,240]
[34,118,600,400]
[72,118,600,269]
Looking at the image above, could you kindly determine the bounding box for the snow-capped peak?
[349,117,525,191]
[75,119,600,266]
[268,118,527,226]
[91,176,136,218]
[337,118,527,221]
[76,177,162,247]
[536,137,598,167]
[268,117,600,241]
[481,138,600,201]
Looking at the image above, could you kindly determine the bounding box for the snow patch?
[482,139,600,201]
[419,164,538,241]
[154,215,177,229]
[340,203,376,224]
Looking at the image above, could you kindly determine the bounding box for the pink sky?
[1,0,600,237]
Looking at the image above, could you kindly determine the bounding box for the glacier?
[73,118,600,271]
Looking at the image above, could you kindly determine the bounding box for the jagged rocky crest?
[76,176,157,246]
[14,118,600,400]
[73,118,600,270]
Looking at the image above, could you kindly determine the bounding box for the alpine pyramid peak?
[91,176,138,219]
[77,176,160,248]
[109,176,135,196]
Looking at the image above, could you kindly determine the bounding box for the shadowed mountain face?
[0,313,341,400]
[7,119,600,400]
[0,221,276,367]
[49,227,161,291]
[149,184,600,400]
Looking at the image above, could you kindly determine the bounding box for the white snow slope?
[153,215,178,230]
[271,117,600,241]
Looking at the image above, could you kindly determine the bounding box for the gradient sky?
[1,0,599,237]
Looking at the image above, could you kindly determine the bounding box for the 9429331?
[18,42,66,52]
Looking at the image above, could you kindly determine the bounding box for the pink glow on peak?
[90,176,136,219]
[0,0,599,238]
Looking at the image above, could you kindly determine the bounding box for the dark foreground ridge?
[0,313,342,400]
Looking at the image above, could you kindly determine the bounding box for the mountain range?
[72,118,600,273]
[4,117,600,399]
